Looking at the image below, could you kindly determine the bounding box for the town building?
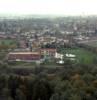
[8,52,41,62]
[40,48,57,58]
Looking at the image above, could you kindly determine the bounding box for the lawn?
[59,47,97,65]
[0,39,17,45]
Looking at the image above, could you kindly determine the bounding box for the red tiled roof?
[8,52,41,61]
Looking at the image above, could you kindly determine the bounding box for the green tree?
[32,78,52,100]
[15,88,26,100]
[69,94,81,100]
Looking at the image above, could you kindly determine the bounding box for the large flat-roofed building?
[8,52,41,62]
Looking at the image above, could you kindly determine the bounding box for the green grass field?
[59,47,97,65]
[0,39,17,45]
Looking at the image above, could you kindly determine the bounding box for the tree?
[32,78,53,100]
[8,76,19,99]
[50,93,61,100]
[15,88,26,100]
[0,75,6,95]
[2,87,13,100]
[69,94,81,100]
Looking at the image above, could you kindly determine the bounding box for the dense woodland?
[0,61,97,100]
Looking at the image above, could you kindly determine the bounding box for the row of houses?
[0,33,17,39]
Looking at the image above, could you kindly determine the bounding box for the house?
[7,52,41,62]
[65,53,76,60]
[40,48,57,58]
[55,52,64,59]
[19,40,27,49]
[66,54,76,58]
